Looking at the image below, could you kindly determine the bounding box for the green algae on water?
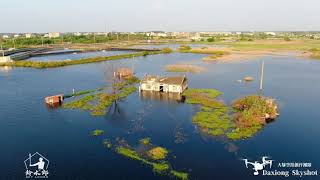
[171,170,189,180]
[91,129,104,136]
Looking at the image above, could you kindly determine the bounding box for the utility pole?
[259,60,265,91]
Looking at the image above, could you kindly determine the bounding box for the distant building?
[74,32,82,36]
[2,35,9,39]
[25,33,33,38]
[139,75,188,94]
[48,32,60,38]
[265,32,276,36]
[14,34,20,38]
[191,33,201,41]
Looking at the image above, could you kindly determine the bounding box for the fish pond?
[28,50,134,61]
[0,50,320,179]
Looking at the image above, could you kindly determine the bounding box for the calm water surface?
[0,52,319,179]
[28,50,133,61]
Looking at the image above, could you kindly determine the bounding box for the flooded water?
[0,51,320,179]
[28,50,133,61]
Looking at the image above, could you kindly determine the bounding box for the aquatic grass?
[183,89,278,140]
[113,139,186,178]
[161,47,173,53]
[140,138,151,145]
[63,77,139,116]
[177,45,192,52]
[103,139,112,148]
[0,51,163,69]
[170,170,189,180]
[165,64,204,73]
[147,147,168,160]
[91,129,104,136]
[152,162,170,173]
[116,146,170,173]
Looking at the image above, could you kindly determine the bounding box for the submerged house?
[139,75,188,94]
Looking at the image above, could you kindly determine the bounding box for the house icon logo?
[242,156,273,175]
[24,152,49,178]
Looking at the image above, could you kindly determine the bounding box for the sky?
[1,0,320,33]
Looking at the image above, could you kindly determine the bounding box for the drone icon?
[242,156,274,175]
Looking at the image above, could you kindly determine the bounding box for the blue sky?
[1,0,320,33]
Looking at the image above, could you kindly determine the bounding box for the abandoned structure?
[139,75,188,94]
[115,68,133,79]
[45,94,64,106]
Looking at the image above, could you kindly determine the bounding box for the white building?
[25,33,33,38]
[2,35,9,39]
[139,75,188,94]
[48,32,60,38]
[74,32,82,36]
[265,32,276,36]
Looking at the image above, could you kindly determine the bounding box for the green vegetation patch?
[103,139,112,149]
[147,147,168,160]
[63,77,138,116]
[183,89,279,140]
[310,48,320,60]
[171,170,189,180]
[112,139,188,178]
[162,47,174,53]
[178,45,192,52]
[91,129,104,136]
[140,137,151,145]
[165,64,204,73]
[227,95,278,140]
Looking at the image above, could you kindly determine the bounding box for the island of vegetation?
[99,137,189,180]
[63,76,140,116]
[165,64,204,73]
[91,129,104,136]
[182,89,279,140]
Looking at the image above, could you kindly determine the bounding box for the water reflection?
[0,66,13,73]
[139,91,185,103]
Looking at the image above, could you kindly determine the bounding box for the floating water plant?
[103,139,112,148]
[171,170,189,180]
[147,147,168,160]
[140,137,151,145]
[91,129,104,136]
[112,139,187,178]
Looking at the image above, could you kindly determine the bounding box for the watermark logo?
[241,156,318,177]
[24,152,49,178]
[242,156,273,175]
